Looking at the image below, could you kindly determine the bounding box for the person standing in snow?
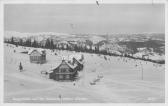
[19,62,23,72]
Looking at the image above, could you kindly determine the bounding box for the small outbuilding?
[28,49,46,64]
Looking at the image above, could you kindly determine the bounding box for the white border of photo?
[0,0,167,106]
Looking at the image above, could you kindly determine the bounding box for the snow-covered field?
[4,43,165,103]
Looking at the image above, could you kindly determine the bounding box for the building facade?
[28,49,46,64]
[49,60,78,81]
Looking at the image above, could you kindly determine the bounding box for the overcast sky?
[4,4,164,34]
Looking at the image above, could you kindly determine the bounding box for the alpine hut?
[49,59,78,81]
[28,49,46,64]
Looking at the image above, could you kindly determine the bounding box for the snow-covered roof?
[46,70,53,73]
[57,54,84,69]
[51,59,78,71]
[67,54,84,65]
[28,49,46,55]
[77,59,84,64]
[66,61,78,69]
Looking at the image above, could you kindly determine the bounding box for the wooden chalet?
[28,49,46,64]
[49,59,78,81]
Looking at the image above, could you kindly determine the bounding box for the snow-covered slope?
[4,44,165,103]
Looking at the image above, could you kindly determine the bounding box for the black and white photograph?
[1,0,167,104]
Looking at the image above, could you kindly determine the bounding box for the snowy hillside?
[4,31,165,63]
[4,43,165,103]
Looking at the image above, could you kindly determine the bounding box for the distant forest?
[118,40,164,54]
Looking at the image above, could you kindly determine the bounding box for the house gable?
[53,60,75,73]
[30,50,41,56]
[59,61,71,72]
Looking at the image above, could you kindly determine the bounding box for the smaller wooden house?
[49,59,78,81]
[28,49,46,64]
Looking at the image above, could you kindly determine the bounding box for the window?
[59,75,63,79]
[60,68,66,73]
[33,56,35,61]
[34,56,37,61]
[62,69,66,72]
[65,75,70,79]
[65,69,69,72]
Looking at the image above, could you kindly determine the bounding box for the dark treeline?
[5,37,165,64]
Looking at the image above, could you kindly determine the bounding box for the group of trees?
[5,37,102,54]
[5,37,35,47]
[5,37,54,49]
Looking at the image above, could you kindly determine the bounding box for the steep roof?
[28,49,46,55]
[51,60,77,73]
[73,57,84,65]
[66,61,78,69]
